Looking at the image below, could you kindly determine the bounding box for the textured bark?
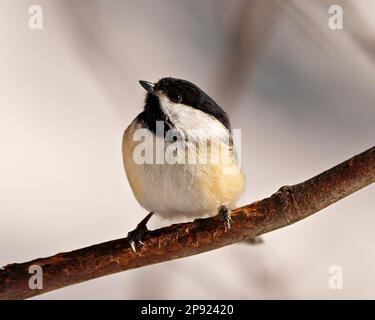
[0,147,374,300]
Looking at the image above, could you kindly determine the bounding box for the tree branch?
[1,147,374,300]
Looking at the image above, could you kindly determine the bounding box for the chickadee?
[122,77,245,252]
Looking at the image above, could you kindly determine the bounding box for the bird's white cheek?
[158,95,230,141]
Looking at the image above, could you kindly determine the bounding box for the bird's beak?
[139,80,156,95]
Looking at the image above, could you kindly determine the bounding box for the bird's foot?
[127,212,154,253]
[218,205,232,231]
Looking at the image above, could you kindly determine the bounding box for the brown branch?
[1,147,374,300]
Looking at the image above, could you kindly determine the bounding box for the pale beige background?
[0,0,374,299]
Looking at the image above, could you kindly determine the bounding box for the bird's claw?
[127,226,147,253]
[127,212,154,253]
[129,240,137,253]
[219,205,232,231]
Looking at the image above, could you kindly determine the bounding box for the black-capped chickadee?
[122,77,245,252]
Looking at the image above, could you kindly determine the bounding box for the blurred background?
[0,0,374,299]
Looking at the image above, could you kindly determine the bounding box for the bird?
[122,77,245,252]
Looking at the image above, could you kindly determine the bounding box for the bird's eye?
[172,95,182,103]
